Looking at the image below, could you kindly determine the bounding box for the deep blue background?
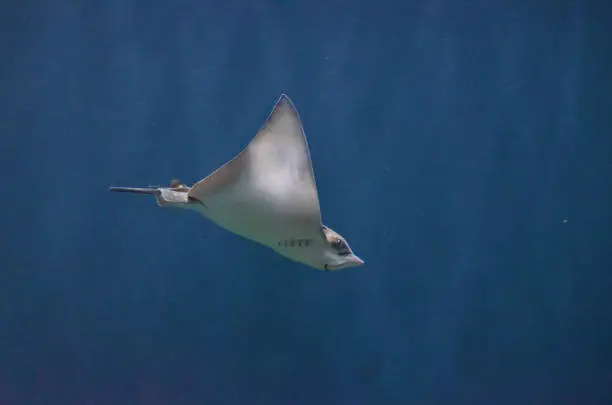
[1,1,611,404]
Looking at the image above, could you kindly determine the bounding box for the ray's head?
[320,225,364,271]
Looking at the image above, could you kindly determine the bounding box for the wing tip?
[277,92,292,103]
[275,93,296,113]
[266,93,301,126]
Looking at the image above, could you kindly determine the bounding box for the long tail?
[109,186,159,195]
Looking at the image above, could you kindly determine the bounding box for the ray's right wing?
[188,95,322,234]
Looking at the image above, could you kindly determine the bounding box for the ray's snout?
[352,255,365,266]
[326,254,365,271]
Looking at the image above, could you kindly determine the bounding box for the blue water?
[1,1,611,404]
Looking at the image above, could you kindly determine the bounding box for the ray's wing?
[246,94,321,220]
[188,94,322,239]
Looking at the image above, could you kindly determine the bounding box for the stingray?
[110,94,364,271]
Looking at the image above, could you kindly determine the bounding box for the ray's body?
[110,95,363,271]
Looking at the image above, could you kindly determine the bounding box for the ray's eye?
[332,238,349,256]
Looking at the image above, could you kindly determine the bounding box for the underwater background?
[1,1,611,404]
